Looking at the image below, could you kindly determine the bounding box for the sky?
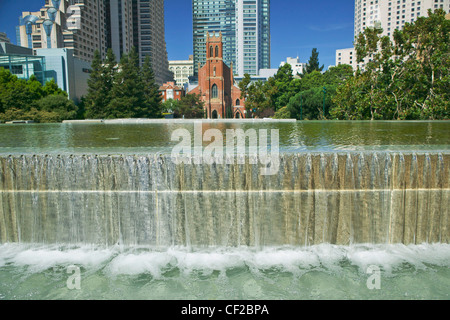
[0,0,355,70]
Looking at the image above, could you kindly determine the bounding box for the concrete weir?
[0,152,448,246]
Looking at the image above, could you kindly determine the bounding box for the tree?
[141,55,163,118]
[174,94,204,119]
[323,64,354,86]
[84,49,116,119]
[0,67,77,122]
[273,106,291,119]
[287,85,337,120]
[238,73,252,100]
[108,47,146,118]
[32,94,78,122]
[303,48,324,75]
[331,9,449,120]
[43,79,66,97]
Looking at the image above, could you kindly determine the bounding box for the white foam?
[1,243,449,277]
[107,252,174,278]
[0,244,114,273]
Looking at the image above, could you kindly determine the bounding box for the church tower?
[189,32,245,119]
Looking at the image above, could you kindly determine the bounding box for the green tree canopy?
[331,9,449,120]
[174,94,204,119]
[303,48,324,75]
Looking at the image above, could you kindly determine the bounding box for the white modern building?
[337,0,450,71]
[280,57,306,78]
[169,56,194,88]
[355,0,449,38]
[335,48,356,69]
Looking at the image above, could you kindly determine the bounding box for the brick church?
[189,32,246,119]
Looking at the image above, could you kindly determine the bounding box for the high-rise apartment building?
[235,0,270,76]
[354,0,449,38]
[337,0,450,70]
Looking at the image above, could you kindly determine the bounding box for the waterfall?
[0,153,448,246]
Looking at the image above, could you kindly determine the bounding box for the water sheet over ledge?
[0,152,448,246]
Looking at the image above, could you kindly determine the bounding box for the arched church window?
[211,84,218,99]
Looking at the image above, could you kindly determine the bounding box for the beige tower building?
[169,56,194,88]
[17,0,172,84]
[18,0,107,62]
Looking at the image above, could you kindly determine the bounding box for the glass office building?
[235,0,270,76]
[0,54,49,85]
[192,0,237,75]
[192,0,270,76]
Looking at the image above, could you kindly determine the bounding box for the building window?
[210,46,214,57]
[215,46,219,57]
[211,84,218,99]
[236,99,240,106]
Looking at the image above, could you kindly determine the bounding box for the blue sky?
[0,0,355,70]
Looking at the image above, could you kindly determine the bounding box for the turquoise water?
[0,244,449,300]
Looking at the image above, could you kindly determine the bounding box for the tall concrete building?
[17,0,172,84]
[192,0,270,76]
[17,0,107,62]
[133,0,172,84]
[105,0,134,60]
[337,0,450,70]
[235,0,270,76]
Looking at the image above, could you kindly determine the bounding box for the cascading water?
[0,122,449,300]
[1,152,447,247]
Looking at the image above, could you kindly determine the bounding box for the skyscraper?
[133,0,172,84]
[192,0,270,77]
[105,0,134,60]
[192,0,237,76]
[235,0,270,76]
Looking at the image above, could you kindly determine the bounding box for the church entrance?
[212,110,218,119]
